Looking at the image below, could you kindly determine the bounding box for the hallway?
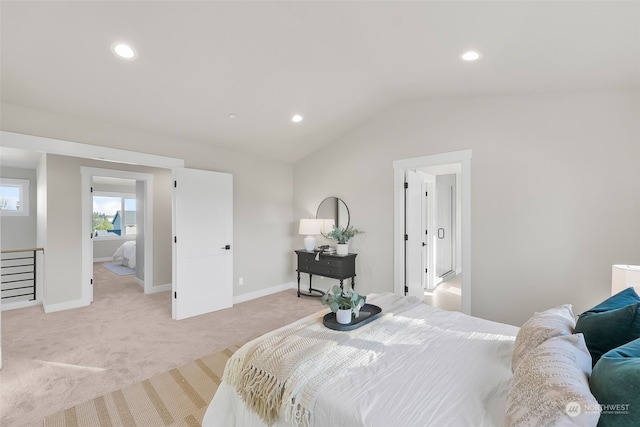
[424,274,462,312]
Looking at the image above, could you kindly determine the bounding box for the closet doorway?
[393,150,472,315]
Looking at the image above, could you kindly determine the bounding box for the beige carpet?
[44,344,241,427]
[1,263,322,427]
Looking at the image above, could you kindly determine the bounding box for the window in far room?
[93,193,137,237]
[0,178,29,216]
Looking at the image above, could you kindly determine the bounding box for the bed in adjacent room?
[203,291,611,427]
[112,240,136,269]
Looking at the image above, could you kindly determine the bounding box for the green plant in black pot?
[321,285,366,317]
[323,225,364,244]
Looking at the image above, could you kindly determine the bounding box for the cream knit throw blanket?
[222,293,422,427]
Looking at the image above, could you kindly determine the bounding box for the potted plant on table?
[321,285,366,324]
[324,225,363,255]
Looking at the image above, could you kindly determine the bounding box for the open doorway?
[81,167,155,303]
[91,176,148,290]
[421,166,462,284]
[393,150,472,315]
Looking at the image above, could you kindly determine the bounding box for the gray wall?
[1,102,295,305]
[293,90,640,326]
[41,154,173,304]
[0,166,37,250]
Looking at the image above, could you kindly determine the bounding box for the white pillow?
[512,304,575,372]
[505,333,600,427]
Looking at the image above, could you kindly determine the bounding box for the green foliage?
[93,212,114,231]
[321,286,367,317]
[323,225,364,244]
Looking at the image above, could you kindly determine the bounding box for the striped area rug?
[44,345,241,427]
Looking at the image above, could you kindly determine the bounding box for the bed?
[202,290,635,427]
[112,240,136,269]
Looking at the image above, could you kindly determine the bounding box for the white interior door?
[172,168,233,320]
[405,170,424,297]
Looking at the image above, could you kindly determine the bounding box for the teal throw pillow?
[574,302,640,366]
[590,337,640,427]
[586,287,640,314]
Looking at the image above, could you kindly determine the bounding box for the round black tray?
[323,304,382,331]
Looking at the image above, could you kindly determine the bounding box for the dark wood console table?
[295,250,357,297]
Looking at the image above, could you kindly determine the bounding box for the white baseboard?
[135,277,144,288]
[1,299,43,312]
[93,257,114,263]
[36,282,295,313]
[233,282,297,304]
[145,283,171,294]
[43,298,88,313]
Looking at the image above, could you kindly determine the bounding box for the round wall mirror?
[316,197,349,233]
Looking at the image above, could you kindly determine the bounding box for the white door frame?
[81,167,154,302]
[393,149,472,315]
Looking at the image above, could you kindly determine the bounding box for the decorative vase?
[336,243,348,255]
[336,308,352,324]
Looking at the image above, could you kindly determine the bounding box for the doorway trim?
[81,167,154,302]
[393,149,472,315]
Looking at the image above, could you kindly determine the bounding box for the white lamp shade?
[612,265,640,295]
[299,219,321,235]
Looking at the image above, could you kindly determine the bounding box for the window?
[93,193,136,237]
[0,178,30,216]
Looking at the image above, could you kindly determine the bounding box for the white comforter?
[203,293,518,427]
[112,240,136,269]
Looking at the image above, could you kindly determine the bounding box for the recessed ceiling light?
[291,114,303,123]
[460,50,481,61]
[111,43,137,60]
[227,113,237,119]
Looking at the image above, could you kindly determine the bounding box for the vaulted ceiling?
[1,1,638,163]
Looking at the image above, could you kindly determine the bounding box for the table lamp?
[299,219,321,252]
[612,264,640,295]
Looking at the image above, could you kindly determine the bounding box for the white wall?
[293,90,640,326]
[0,166,37,250]
[1,102,295,306]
